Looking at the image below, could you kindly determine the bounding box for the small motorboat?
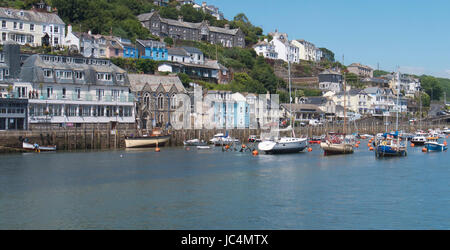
[443,127,450,135]
[23,141,57,152]
[248,135,262,143]
[411,133,427,145]
[210,132,239,146]
[359,134,374,140]
[183,139,208,146]
[424,137,448,152]
[308,136,322,144]
[197,146,211,150]
[125,129,170,148]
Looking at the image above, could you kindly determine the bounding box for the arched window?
[171,94,177,109]
[143,93,150,109]
[159,114,164,123]
[157,94,164,110]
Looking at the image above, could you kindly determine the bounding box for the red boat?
[308,136,322,144]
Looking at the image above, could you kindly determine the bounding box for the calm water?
[0,141,449,229]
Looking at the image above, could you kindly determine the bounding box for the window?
[54,37,59,45]
[47,87,53,98]
[157,94,164,109]
[116,74,124,81]
[75,71,84,80]
[44,69,53,78]
[63,71,72,79]
[54,26,59,33]
[62,88,66,98]
[171,94,177,109]
[96,89,104,101]
[30,24,34,31]
[19,22,23,30]
[75,88,81,99]
[13,22,17,29]
[1,21,6,28]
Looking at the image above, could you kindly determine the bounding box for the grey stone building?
[128,74,187,130]
[137,11,245,48]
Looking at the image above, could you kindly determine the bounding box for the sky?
[204,0,450,78]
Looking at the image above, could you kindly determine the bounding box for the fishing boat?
[375,132,407,157]
[424,137,448,152]
[320,134,354,155]
[258,137,308,154]
[23,141,57,151]
[411,132,427,145]
[125,129,170,148]
[183,139,208,146]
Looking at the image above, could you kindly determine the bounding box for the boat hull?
[375,145,407,157]
[320,142,354,155]
[23,142,57,151]
[125,136,170,148]
[258,140,308,154]
[425,142,448,152]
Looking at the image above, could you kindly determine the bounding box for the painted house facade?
[136,39,167,60]
[19,54,135,129]
[0,7,65,47]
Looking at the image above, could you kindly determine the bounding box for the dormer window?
[116,74,124,81]
[19,11,24,16]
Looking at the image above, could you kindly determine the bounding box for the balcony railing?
[4,92,135,103]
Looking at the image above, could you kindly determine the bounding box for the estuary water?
[0,142,449,229]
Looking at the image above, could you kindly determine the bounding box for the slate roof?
[168,47,189,57]
[128,74,186,93]
[0,7,65,25]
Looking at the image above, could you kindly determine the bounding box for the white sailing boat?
[257,52,308,154]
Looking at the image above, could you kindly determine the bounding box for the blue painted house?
[118,38,138,58]
[136,39,168,61]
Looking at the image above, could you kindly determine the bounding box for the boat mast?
[288,43,294,137]
[343,73,347,135]
[396,70,400,132]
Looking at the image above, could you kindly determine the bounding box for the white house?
[0,7,65,47]
[291,39,321,62]
[253,39,278,60]
[268,31,299,63]
[19,54,135,129]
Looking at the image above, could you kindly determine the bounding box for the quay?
[0,117,447,152]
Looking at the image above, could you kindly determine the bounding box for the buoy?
[422,147,428,153]
[368,143,372,147]
[369,147,374,151]
[410,143,415,147]
[252,150,259,156]
[155,147,161,152]
[355,144,359,148]
[225,145,230,150]
[444,141,448,146]
[308,147,313,152]
[186,147,190,151]
[357,141,361,144]
[242,144,247,149]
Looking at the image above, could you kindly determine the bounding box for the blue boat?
[424,137,448,152]
[375,132,407,157]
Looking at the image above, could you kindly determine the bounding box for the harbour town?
[1,0,450,230]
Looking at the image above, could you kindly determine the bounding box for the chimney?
[88,30,92,35]
[224,24,230,29]
[68,24,72,34]
[178,16,183,22]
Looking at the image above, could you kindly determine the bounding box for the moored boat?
[183,139,208,146]
[125,129,170,148]
[23,141,57,151]
[375,132,407,157]
[258,137,308,154]
[424,137,448,152]
[411,133,427,145]
[320,134,354,155]
[308,136,322,144]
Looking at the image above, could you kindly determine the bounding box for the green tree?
[164,37,174,46]
[319,48,335,62]
[420,75,443,101]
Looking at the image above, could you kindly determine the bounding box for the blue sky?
[205,0,450,78]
